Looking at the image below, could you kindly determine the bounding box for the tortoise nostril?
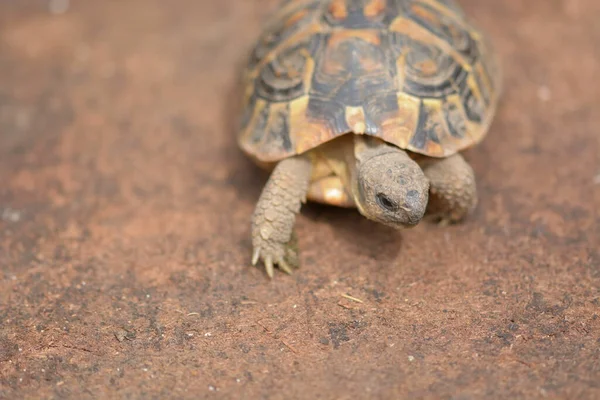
[405,190,420,207]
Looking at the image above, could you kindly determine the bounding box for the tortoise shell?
[238,0,500,163]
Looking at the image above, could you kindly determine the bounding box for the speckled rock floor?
[0,1,599,399]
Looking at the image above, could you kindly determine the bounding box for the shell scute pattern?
[256,38,314,103]
[239,0,499,162]
[406,1,477,62]
[247,1,321,71]
[309,31,396,108]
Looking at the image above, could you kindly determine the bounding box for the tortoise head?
[353,141,430,229]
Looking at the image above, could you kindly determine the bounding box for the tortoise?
[238,0,500,277]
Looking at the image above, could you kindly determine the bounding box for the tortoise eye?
[376,193,399,212]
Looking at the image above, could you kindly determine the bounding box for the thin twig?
[341,293,364,303]
[281,340,298,354]
[337,301,354,310]
[257,321,272,334]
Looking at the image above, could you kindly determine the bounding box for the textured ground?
[0,1,599,399]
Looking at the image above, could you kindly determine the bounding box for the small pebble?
[1,208,21,223]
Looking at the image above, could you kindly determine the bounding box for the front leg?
[421,153,478,225]
[251,156,312,278]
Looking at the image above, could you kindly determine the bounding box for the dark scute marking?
[460,83,484,123]
[311,35,397,107]
[404,71,455,98]
[458,34,479,64]
[381,32,402,74]
[442,99,467,138]
[265,106,293,152]
[411,101,429,149]
[389,31,409,57]
[451,63,469,88]
[256,40,310,103]
[402,39,464,98]
[248,2,318,69]
[251,103,270,144]
[364,92,400,134]
[407,2,478,63]
[411,101,441,149]
[307,97,349,135]
[382,0,407,25]
[335,74,393,107]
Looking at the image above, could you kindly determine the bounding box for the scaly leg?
[422,153,478,225]
[251,156,311,278]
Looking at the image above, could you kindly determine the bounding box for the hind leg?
[421,153,478,225]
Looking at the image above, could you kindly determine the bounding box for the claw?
[278,259,293,275]
[265,256,275,279]
[252,247,261,266]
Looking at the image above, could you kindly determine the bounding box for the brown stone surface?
[0,1,599,399]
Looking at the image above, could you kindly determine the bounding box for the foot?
[251,156,311,278]
[421,153,478,225]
